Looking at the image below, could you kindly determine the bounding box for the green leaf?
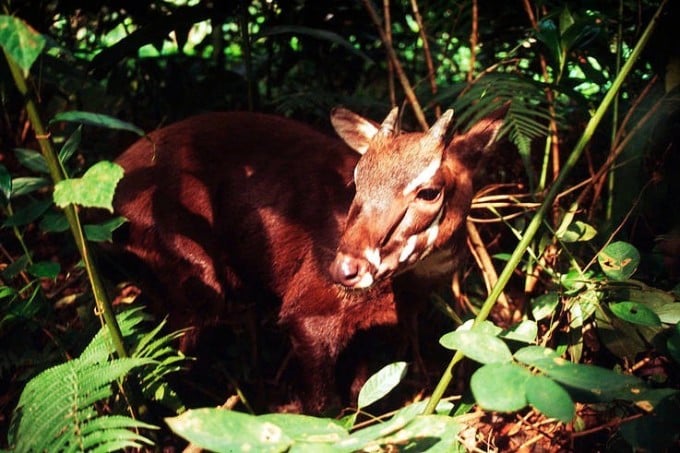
[0,164,11,205]
[500,320,538,343]
[39,211,70,233]
[609,301,661,327]
[357,361,408,409]
[471,363,531,412]
[53,161,124,212]
[336,403,420,450]
[364,415,464,452]
[519,356,644,401]
[439,330,512,364]
[50,111,145,136]
[11,176,50,197]
[559,220,597,243]
[166,409,292,453]
[0,16,46,74]
[2,198,52,227]
[84,216,127,242]
[27,261,60,279]
[525,375,575,423]
[14,148,48,174]
[59,125,83,164]
[531,292,560,321]
[514,345,561,363]
[1,254,30,280]
[598,241,640,280]
[257,413,347,443]
[558,7,575,35]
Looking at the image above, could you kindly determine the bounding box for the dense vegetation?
[1,0,678,451]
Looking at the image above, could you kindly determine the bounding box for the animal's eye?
[416,188,441,201]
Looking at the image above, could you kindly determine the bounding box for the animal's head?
[329,105,507,289]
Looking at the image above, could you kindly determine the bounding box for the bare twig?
[361,0,428,129]
[383,0,396,106]
[409,0,440,116]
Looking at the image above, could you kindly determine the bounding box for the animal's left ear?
[331,107,399,155]
[448,102,510,162]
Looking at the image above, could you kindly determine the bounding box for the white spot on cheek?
[403,159,441,196]
[356,272,374,288]
[426,209,444,247]
[364,248,381,269]
[399,235,418,263]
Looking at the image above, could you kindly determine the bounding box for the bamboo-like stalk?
[423,0,669,415]
[3,49,128,360]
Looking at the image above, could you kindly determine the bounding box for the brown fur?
[113,109,505,413]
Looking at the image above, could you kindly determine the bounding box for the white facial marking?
[340,259,355,278]
[355,272,374,289]
[399,234,418,263]
[364,247,381,269]
[426,208,444,247]
[403,159,441,196]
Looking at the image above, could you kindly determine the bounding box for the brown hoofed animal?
[113,106,506,413]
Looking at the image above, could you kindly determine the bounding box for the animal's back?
[113,112,358,327]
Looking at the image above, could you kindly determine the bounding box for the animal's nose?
[329,253,374,289]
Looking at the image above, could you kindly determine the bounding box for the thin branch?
[383,0,396,107]
[467,0,478,83]
[409,0,440,116]
[361,0,428,130]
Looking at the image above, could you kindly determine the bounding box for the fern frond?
[9,357,153,452]
[7,307,171,453]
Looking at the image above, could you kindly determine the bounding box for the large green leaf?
[598,241,640,280]
[470,363,531,412]
[167,409,292,453]
[53,161,124,212]
[609,301,661,327]
[525,374,575,423]
[439,329,512,364]
[0,16,46,74]
[50,111,145,136]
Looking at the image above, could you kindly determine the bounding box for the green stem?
[423,0,668,415]
[3,48,128,360]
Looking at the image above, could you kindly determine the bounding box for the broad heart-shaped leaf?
[166,409,293,453]
[439,330,512,364]
[597,241,640,280]
[609,301,661,327]
[357,361,408,409]
[50,111,145,136]
[53,161,124,212]
[525,374,575,423]
[0,16,46,74]
[470,362,531,412]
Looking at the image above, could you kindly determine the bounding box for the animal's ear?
[331,107,399,155]
[448,103,509,162]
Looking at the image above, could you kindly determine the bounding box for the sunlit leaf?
[0,16,46,74]
[471,363,531,412]
[439,330,512,364]
[525,375,575,423]
[598,241,640,280]
[559,220,597,242]
[53,161,124,212]
[500,320,538,343]
[257,413,347,444]
[166,409,292,453]
[357,361,408,409]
